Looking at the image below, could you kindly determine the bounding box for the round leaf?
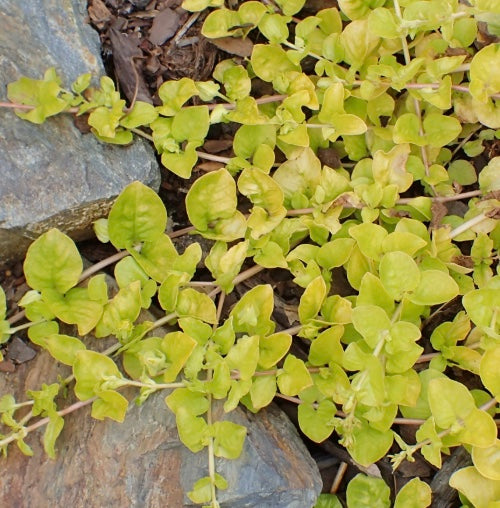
[277,354,313,396]
[108,181,167,249]
[298,400,337,442]
[473,440,500,481]
[450,466,500,508]
[409,270,459,306]
[394,478,432,508]
[346,473,390,508]
[480,346,500,398]
[380,251,420,300]
[211,421,247,459]
[24,229,82,293]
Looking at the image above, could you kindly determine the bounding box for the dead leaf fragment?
[208,36,253,57]
[149,8,183,46]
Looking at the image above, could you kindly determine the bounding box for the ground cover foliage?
[1,0,500,506]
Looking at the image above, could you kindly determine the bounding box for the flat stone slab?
[0,0,160,263]
[0,345,321,507]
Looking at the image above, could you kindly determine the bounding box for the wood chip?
[203,139,234,153]
[88,0,112,27]
[7,337,36,364]
[149,8,182,46]
[108,27,153,104]
[208,36,253,57]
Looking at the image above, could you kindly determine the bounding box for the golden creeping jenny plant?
[1,0,500,506]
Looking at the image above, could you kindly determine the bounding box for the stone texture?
[0,273,321,507]
[0,0,161,263]
[0,344,321,507]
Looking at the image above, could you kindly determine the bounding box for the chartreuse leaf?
[233,124,276,161]
[346,473,390,508]
[43,412,64,459]
[114,256,156,309]
[321,295,352,325]
[347,419,393,467]
[450,466,500,508]
[379,251,420,301]
[206,241,248,293]
[172,106,209,143]
[225,335,259,381]
[0,286,6,319]
[161,331,197,382]
[7,68,68,123]
[186,168,246,241]
[31,334,86,366]
[409,270,459,306]
[317,238,356,269]
[423,114,462,148]
[93,218,109,244]
[349,222,387,261]
[238,168,286,239]
[87,274,108,305]
[393,112,462,148]
[208,360,231,400]
[230,285,275,336]
[130,234,195,283]
[479,156,500,192]
[249,375,276,410]
[176,288,217,324]
[88,99,126,139]
[24,229,82,293]
[368,7,401,39]
[0,287,9,345]
[298,400,337,443]
[201,7,241,38]
[314,493,343,508]
[122,337,166,379]
[258,332,292,370]
[357,273,394,316]
[211,317,235,355]
[416,419,443,469]
[158,272,187,312]
[108,181,167,249]
[157,77,198,115]
[308,326,344,366]
[95,280,142,340]
[472,440,500,481]
[299,276,327,323]
[71,72,91,94]
[251,44,300,82]
[352,305,390,349]
[428,377,497,447]
[176,410,209,453]
[26,383,64,459]
[211,420,246,459]
[165,387,209,416]
[463,286,500,336]
[469,44,500,103]
[91,390,128,422]
[393,478,432,508]
[480,346,500,398]
[277,354,313,396]
[43,287,103,336]
[428,377,475,428]
[119,101,158,129]
[73,350,124,400]
[188,473,227,505]
[273,147,321,208]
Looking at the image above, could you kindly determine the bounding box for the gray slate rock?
[0,0,160,263]
[0,335,321,507]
